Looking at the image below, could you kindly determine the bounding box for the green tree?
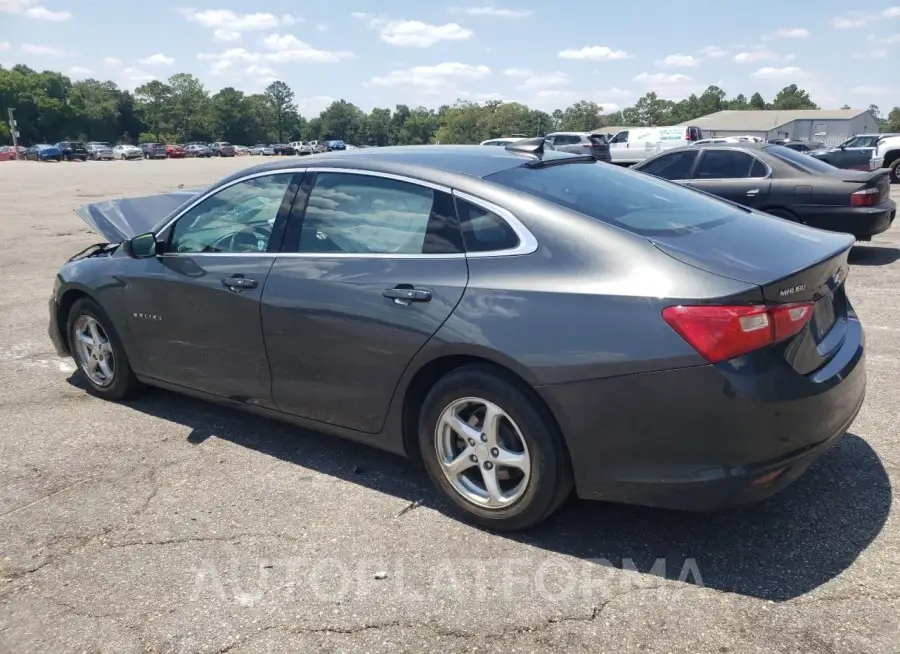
[749,92,767,110]
[264,80,296,143]
[770,85,817,111]
[883,107,900,132]
[134,80,172,142]
[559,100,605,131]
[318,99,365,143]
[167,73,210,142]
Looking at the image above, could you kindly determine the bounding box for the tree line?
[2,64,899,147]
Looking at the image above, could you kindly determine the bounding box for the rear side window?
[638,150,698,180]
[455,197,519,253]
[694,150,756,179]
[486,161,740,236]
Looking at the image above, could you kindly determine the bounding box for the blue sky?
[1,0,899,117]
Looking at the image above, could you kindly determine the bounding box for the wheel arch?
[883,148,900,167]
[396,349,571,470]
[55,285,96,354]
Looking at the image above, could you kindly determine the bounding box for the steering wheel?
[211,224,271,253]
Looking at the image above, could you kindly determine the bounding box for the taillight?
[662,302,814,363]
[850,187,879,206]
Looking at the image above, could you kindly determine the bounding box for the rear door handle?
[383,286,432,305]
[746,189,759,196]
[221,275,258,291]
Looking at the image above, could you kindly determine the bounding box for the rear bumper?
[797,200,896,239]
[870,157,884,171]
[538,317,866,511]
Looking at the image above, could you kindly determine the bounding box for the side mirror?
[126,232,158,258]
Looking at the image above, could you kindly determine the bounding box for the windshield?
[485,160,742,236]
[762,145,837,174]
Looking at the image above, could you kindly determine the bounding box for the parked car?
[308,140,328,153]
[249,144,275,156]
[113,144,143,160]
[326,140,347,152]
[807,134,898,172]
[633,142,895,241]
[481,137,527,146]
[166,144,186,158]
[608,125,705,165]
[184,144,213,158]
[24,144,62,161]
[233,145,250,156]
[55,141,88,162]
[289,141,315,155]
[869,134,900,183]
[272,143,295,155]
[140,142,168,159]
[53,140,867,530]
[85,142,114,161]
[543,132,611,163]
[212,141,236,157]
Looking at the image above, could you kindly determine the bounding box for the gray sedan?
[49,142,866,530]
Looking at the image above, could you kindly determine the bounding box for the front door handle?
[221,275,258,292]
[383,286,432,306]
[746,189,759,196]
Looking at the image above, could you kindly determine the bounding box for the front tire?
[418,365,573,531]
[67,298,140,401]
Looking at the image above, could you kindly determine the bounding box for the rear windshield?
[485,160,743,236]
[762,145,836,173]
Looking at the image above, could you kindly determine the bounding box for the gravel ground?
[0,157,898,654]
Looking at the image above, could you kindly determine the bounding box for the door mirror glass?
[129,232,158,258]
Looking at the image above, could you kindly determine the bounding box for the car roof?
[214,144,575,188]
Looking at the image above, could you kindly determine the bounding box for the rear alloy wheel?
[419,365,573,530]
[67,298,140,400]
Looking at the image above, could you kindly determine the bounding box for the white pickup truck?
[870,134,900,183]
[607,125,705,166]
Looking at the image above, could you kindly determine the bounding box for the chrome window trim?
[155,166,538,260]
[452,190,539,258]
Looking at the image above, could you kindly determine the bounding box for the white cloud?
[69,65,91,76]
[213,29,241,43]
[178,8,298,31]
[20,43,65,56]
[517,71,568,91]
[0,0,71,20]
[872,33,900,43]
[503,67,532,77]
[368,62,490,92]
[522,88,625,112]
[885,6,900,17]
[103,57,123,69]
[139,53,175,66]
[751,66,808,80]
[831,16,866,28]
[868,48,889,58]
[633,72,700,100]
[830,8,899,29]
[698,45,727,58]
[122,67,155,85]
[297,96,335,115]
[355,16,473,47]
[772,27,810,38]
[262,33,355,62]
[657,53,699,67]
[0,41,9,52]
[459,6,533,18]
[733,48,779,63]
[558,45,630,61]
[316,23,328,32]
[852,85,890,94]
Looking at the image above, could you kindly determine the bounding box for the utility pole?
[8,108,21,160]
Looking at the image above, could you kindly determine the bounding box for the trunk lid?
[649,213,855,374]
[830,168,891,203]
[74,190,203,242]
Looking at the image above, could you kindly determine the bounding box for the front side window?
[297,173,461,255]
[638,150,699,180]
[694,150,757,179]
[169,173,295,254]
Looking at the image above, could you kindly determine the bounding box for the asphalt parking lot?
[0,157,898,654]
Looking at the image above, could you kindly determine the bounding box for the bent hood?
[74,189,204,242]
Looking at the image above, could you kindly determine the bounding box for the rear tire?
[67,298,140,401]
[889,158,900,184]
[418,364,573,531]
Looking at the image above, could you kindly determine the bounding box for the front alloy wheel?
[72,315,115,387]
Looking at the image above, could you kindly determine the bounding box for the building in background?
[678,109,878,145]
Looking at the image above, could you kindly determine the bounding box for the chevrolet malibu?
[49,142,866,531]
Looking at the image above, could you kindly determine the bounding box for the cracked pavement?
[1,159,898,653]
